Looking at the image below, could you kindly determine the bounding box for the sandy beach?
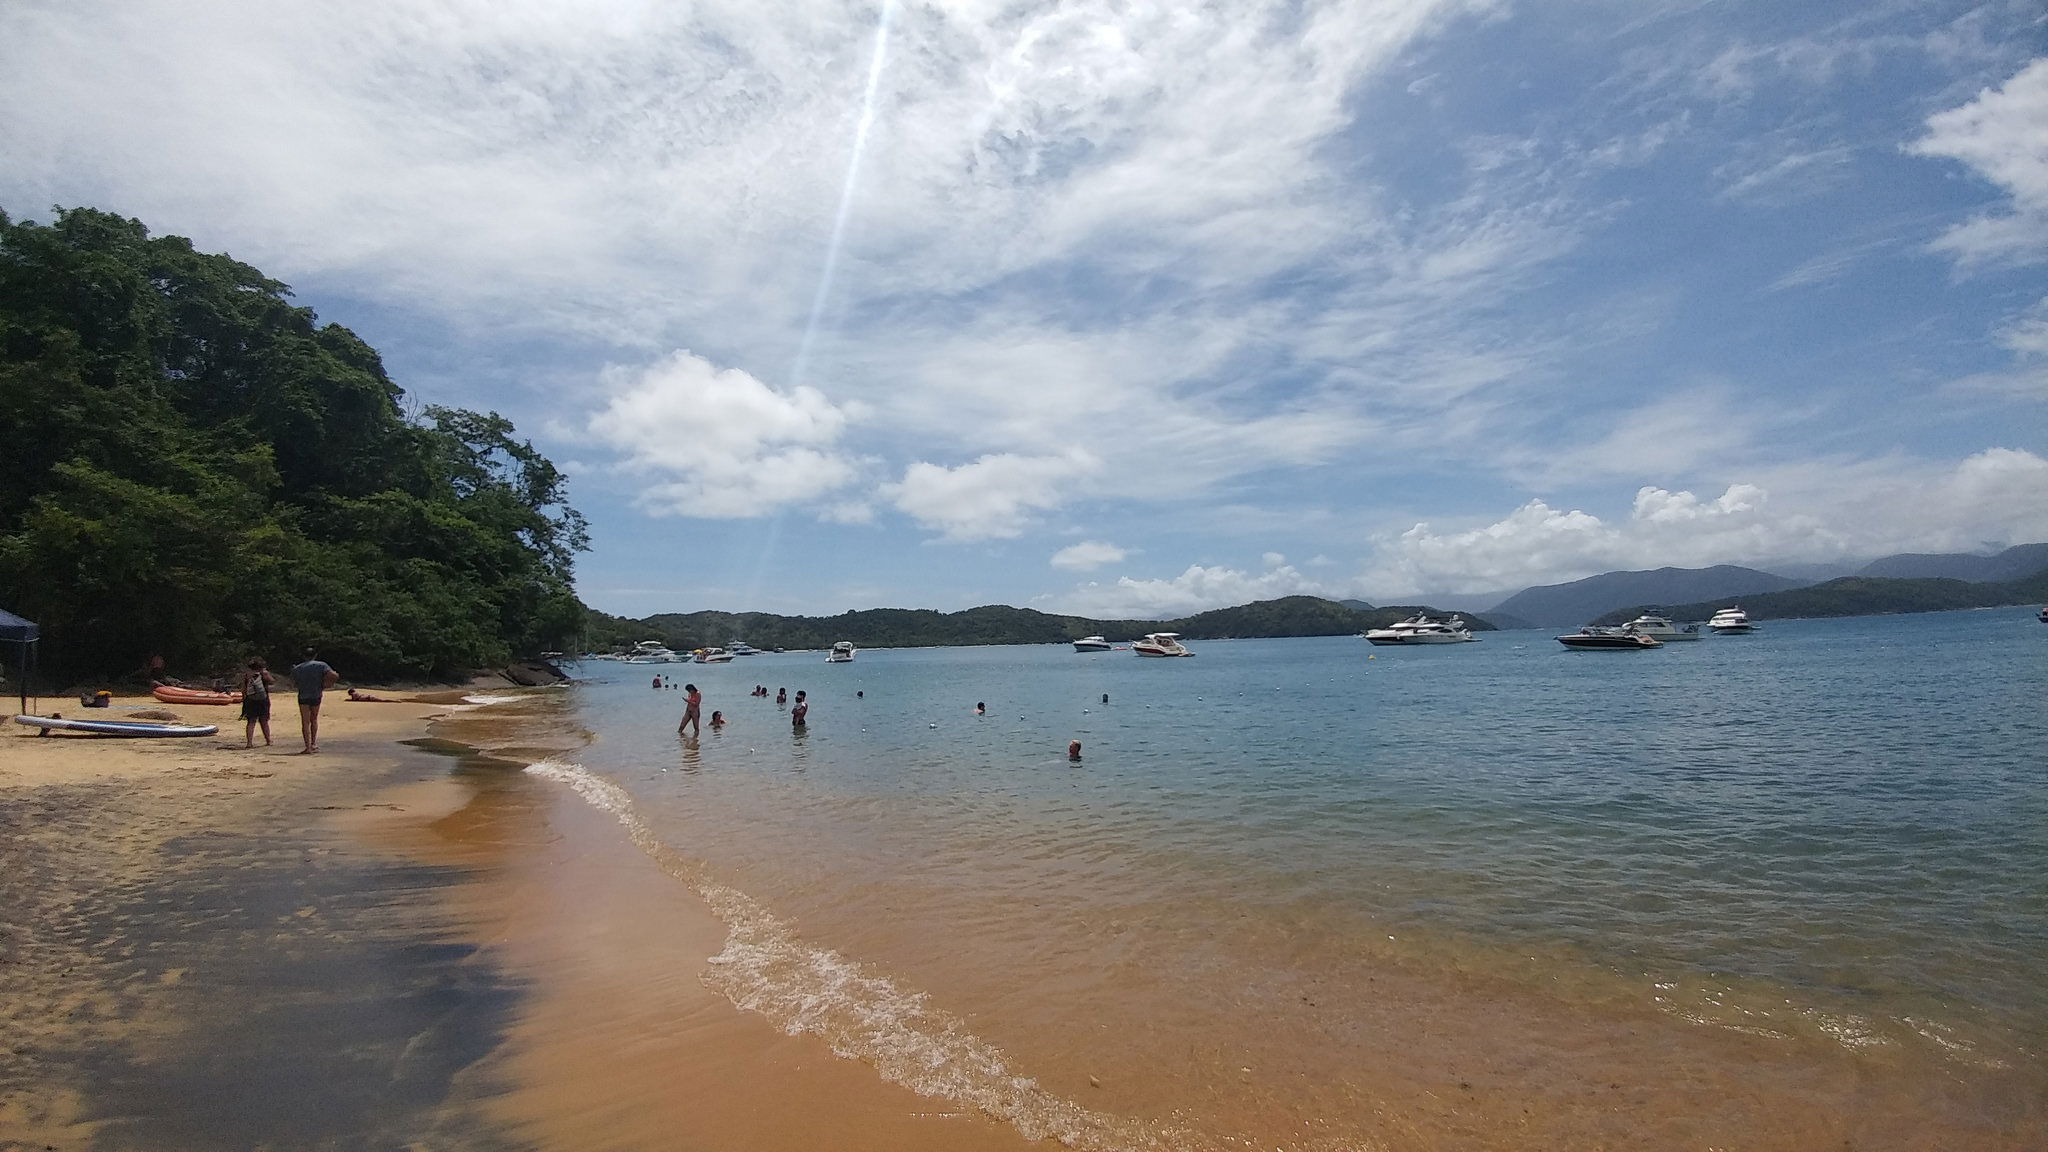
[0,690,1038,1151]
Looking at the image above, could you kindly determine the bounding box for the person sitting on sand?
[239,657,274,748]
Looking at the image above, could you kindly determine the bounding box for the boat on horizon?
[1363,614,1477,645]
[729,640,759,656]
[1709,606,1757,634]
[623,639,682,663]
[1072,635,1112,652]
[1557,628,1662,650]
[1620,612,1702,642]
[1133,632,1193,657]
[826,640,856,663]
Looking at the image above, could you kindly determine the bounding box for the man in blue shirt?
[290,647,339,754]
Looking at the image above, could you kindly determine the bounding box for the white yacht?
[1072,635,1112,652]
[1620,612,1702,642]
[1132,632,1193,657]
[1363,614,1477,645]
[695,647,735,663]
[826,640,856,663]
[624,639,681,663]
[1708,606,1757,634]
[729,641,759,656]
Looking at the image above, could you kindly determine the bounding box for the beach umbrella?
[0,607,40,715]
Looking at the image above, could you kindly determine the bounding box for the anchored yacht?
[1363,614,1477,645]
[1621,612,1702,642]
[1708,606,1757,634]
[1132,633,1193,657]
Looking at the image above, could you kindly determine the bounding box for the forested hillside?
[0,208,587,681]
[1589,569,2048,626]
[585,596,1494,652]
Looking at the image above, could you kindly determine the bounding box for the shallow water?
[517,608,2048,1148]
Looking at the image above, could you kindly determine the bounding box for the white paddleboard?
[14,714,219,738]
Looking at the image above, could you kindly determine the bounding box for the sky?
[3,0,2045,619]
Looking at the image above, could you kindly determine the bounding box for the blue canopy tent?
[0,607,39,715]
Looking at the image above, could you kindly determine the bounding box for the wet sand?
[0,695,1037,1151]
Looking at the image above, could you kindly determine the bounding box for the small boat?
[695,647,735,663]
[624,640,682,663]
[1072,635,1112,652]
[16,714,218,738]
[1620,612,1702,642]
[1363,614,1477,645]
[150,685,242,706]
[1557,628,1662,650]
[729,641,759,656]
[1133,632,1193,657]
[1708,606,1756,634]
[826,641,856,663]
[2037,606,2047,624]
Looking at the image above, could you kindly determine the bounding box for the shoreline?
[0,691,1040,1151]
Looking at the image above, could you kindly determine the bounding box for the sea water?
[508,607,2048,1148]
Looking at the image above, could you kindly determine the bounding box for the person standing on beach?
[790,690,808,729]
[290,648,338,754]
[239,657,274,748]
[679,682,702,737]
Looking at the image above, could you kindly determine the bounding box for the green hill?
[589,596,1496,653]
[0,207,587,682]
[1589,568,2048,627]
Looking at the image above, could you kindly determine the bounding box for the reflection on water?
[494,609,2048,1149]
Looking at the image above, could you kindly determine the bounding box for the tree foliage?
[0,207,587,682]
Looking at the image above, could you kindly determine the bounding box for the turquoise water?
[526,607,2048,1146]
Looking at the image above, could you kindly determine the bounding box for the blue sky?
[4,0,2044,618]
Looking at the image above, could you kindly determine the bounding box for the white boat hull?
[1364,633,1471,645]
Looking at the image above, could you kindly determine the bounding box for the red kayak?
[151,685,243,706]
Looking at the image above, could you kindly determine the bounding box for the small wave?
[462,693,526,707]
[523,759,1187,1152]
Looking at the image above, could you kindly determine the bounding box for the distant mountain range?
[1855,543,2048,583]
[1487,565,1804,629]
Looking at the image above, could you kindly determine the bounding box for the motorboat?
[695,647,735,663]
[1072,635,1112,652]
[826,641,856,663]
[624,639,682,663]
[1132,632,1193,657]
[1708,606,1757,634]
[1620,612,1702,642]
[1363,614,1477,645]
[2038,605,2047,624]
[729,641,759,656]
[1556,628,1662,650]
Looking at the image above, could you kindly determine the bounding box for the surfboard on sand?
[14,714,219,738]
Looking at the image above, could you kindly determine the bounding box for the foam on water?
[523,759,1191,1152]
[461,693,526,707]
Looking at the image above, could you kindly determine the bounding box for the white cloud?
[1048,563,1331,619]
[1262,552,1287,567]
[581,350,858,518]
[1363,448,2048,595]
[884,451,1100,541]
[1050,541,1127,571]
[1909,56,2048,267]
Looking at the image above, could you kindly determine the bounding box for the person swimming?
[709,710,724,729]
[975,701,986,715]
[1068,739,1082,760]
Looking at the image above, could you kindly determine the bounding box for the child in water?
[790,690,808,728]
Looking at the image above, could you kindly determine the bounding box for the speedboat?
[1557,628,1662,650]
[729,641,759,656]
[624,640,681,663]
[2038,605,2047,624]
[1620,612,1702,642]
[695,647,735,663]
[1072,635,1112,652]
[826,641,856,663]
[1363,614,1477,645]
[1708,606,1756,634]
[1133,632,1193,657]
